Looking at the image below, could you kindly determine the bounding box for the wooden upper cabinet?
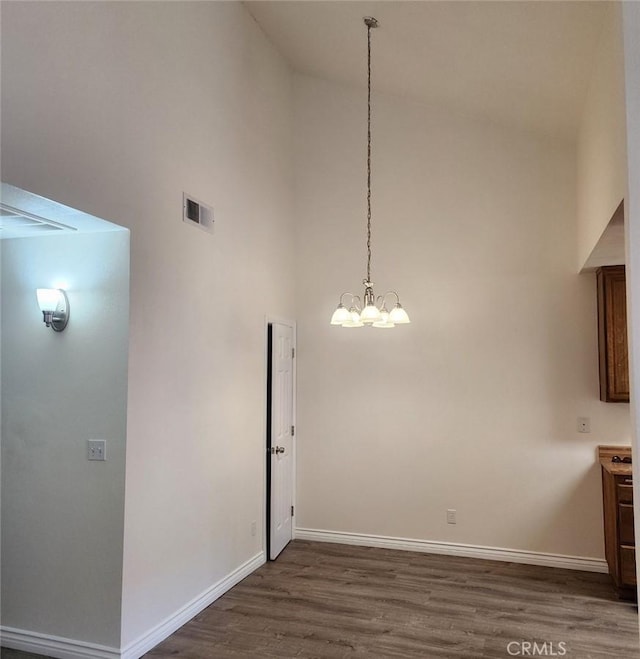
[597,265,629,402]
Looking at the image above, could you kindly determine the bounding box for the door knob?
[276,446,285,454]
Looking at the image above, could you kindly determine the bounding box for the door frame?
[263,315,297,560]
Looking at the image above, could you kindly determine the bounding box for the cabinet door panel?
[620,546,637,587]
[617,482,634,504]
[619,503,635,545]
[597,265,629,402]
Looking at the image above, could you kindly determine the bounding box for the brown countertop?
[600,460,633,476]
[598,445,633,476]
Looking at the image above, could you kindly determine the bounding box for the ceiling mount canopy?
[330,16,410,330]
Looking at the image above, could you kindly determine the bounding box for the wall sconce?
[36,288,69,331]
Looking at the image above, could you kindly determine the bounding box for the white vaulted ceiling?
[245,1,608,141]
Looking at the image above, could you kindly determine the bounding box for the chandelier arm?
[339,292,356,306]
[381,291,401,305]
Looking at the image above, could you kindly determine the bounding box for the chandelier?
[330,17,411,329]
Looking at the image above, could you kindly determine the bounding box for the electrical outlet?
[251,521,257,537]
[577,417,591,433]
[447,509,457,525]
[87,439,106,461]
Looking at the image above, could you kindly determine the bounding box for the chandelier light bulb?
[342,305,364,327]
[330,304,351,325]
[360,307,381,324]
[373,305,395,328]
[360,303,381,324]
[389,303,411,324]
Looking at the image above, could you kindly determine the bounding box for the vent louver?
[0,204,76,239]
[183,193,214,233]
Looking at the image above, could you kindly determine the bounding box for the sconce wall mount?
[36,288,69,332]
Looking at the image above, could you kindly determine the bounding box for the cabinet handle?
[624,478,633,484]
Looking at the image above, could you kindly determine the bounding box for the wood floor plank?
[145,540,640,658]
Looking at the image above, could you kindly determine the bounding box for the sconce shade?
[36,288,61,312]
[36,288,69,332]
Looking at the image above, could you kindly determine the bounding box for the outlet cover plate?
[577,417,591,433]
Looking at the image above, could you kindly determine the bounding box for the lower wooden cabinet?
[601,457,636,599]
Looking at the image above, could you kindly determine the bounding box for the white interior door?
[269,322,294,560]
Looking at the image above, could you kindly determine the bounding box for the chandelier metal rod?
[365,17,377,284]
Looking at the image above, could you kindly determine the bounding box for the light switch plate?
[88,439,106,461]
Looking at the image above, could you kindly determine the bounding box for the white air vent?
[183,193,214,233]
[0,203,76,239]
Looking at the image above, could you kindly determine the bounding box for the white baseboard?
[1,551,265,659]
[120,550,265,659]
[295,528,608,573]
[0,627,119,659]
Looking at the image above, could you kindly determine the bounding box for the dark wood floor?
[1,541,637,658]
[146,540,640,658]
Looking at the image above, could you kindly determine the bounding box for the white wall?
[1,0,296,650]
[294,74,631,560]
[1,230,130,647]
[577,3,627,271]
